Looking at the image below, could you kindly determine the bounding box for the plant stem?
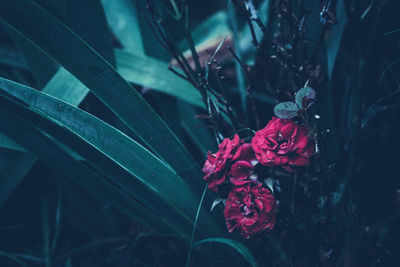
[291,171,298,215]
[185,185,208,267]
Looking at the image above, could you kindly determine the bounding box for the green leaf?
[0,132,26,152]
[183,11,230,51]
[43,67,89,106]
[273,101,300,119]
[101,0,145,54]
[0,149,36,206]
[0,94,174,235]
[0,1,205,200]
[0,77,218,236]
[0,67,88,206]
[4,24,57,87]
[115,49,203,108]
[326,0,347,80]
[193,238,259,267]
[0,47,27,69]
[295,87,316,110]
[0,0,116,210]
[63,0,116,67]
[179,102,217,155]
[0,66,91,205]
[41,48,204,108]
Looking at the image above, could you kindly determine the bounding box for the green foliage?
[0,0,398,266]
[273,101,300,119]
[0,77,218,236]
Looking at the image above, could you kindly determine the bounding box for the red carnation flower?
[202,134,241,191]
[229,143,258,186]
[224,184,276,239]
[251,117,315,172]
[203,136,259,192]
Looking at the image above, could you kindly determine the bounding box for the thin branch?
[291,171,298,215]
[168,65,191,82]
[232,0,260,48]
[228,46,260,129]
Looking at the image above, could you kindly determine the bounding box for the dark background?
[0,0,399,266]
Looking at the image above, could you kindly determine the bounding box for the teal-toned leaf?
[0,95,174,235]
[0,0,208,202]
[0,0,116,206]
[43,67,89,106]
[228,1,246,113]
[3,24,57,87]
[179,102,217,155]
[115,49,203,108]
[0,67,89,206]
[0,1,205,200]
[273,101,300,119]
[0,149,36,206]
[0,133,26,152]
[0,65,92,205]
[0,77,219,236]
[239,0,270,62]
[193,238,259,267]
[0,47,27,69]
[295,87,316,110]
[41,48,204,109]
[101,0,145,54]
[184,11,230,51]
[63,0,116,67]
[326,0,347,80]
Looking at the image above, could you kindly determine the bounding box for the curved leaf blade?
[0,0,205,199]
[0,77,219,236]
[0,96,175,235]
[0,149,35,206]
[115,49,203,107]
[101,0,144,54]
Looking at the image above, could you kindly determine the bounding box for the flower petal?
[293,125,309,152]
[289,155,310,166]
[231,160,253,179]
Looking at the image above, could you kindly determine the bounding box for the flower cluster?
[252,117,315,173]
[202,117,315,238]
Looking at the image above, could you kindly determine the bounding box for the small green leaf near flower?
[273,101,300,119]
[295,87,316,110]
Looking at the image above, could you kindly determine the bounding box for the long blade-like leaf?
[0,149,35,206]
[0,0,205,199]
[0,96,176,235]
[326,0,347,80]
[0,77,218,236]
[0,0,116,207]
[101,0,145,54]
[0,133,26,152]
[115,49,203,107]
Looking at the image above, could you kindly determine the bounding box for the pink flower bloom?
[203,136,258,192]
[251,117,315,172]
[224,184,276,238]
